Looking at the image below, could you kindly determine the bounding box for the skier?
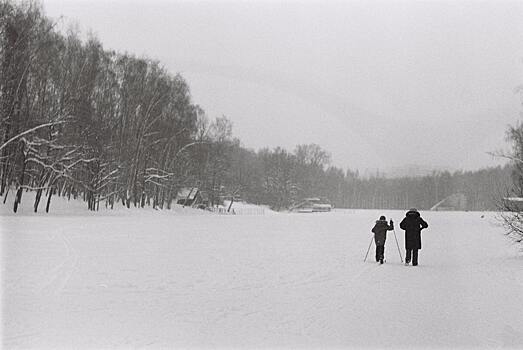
[399,208,428,266]
[371,215,394,264]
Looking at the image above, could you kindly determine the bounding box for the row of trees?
[231,146,511,211]
[0,1,514,213]
[0,1,240,212]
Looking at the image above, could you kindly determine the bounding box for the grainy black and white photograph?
[1,0,523,348]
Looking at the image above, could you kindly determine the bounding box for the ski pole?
[392,228,403,263]
[363,236,373,262]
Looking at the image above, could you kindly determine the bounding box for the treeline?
[0,1,511,213]
[0,1,212,212]
[221,145,511,211]
[328,166,511,211]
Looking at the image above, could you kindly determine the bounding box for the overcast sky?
[42,0,523,174]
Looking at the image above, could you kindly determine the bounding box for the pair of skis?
[364,228,403,263]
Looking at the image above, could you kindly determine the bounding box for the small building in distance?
[290,197,332,213]
[430,193,467,211]
[502,197,523,212]
[176,187,208,208]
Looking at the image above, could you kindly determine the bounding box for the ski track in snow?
[39,231,79,297]
[1,203,523,349]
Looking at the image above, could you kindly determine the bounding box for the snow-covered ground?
[1,196,523,349]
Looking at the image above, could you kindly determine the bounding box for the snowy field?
[1,197,523,349]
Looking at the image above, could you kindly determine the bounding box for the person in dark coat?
[399,208,428,266]
[371,215,394,264]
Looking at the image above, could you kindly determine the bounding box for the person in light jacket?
[371,215,394,264]
[399,208,428,266]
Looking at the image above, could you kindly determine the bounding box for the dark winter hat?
[406,208,420,216]
[379,215,386,220]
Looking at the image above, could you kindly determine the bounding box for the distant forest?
[0,1,513,212]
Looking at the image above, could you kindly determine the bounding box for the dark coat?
[400,210,428,250]
[371,220,393,246]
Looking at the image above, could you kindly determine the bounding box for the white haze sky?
[42,0,523,174]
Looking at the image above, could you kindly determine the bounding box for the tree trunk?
[3,186,10,204]
[34,188,43,213]
[13,148,27,213]
[227,196,234,212]
[46,187,54,213]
